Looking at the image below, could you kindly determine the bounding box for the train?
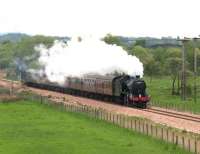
[21,70,150,108]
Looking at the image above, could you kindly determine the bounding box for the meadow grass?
[144,76,200,113]
[0,100,191,154]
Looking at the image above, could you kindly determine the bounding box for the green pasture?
[145,76,200,113]
[0,100,191,154]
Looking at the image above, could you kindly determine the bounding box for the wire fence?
[146,76,200,115]
[0,87,10,94]
[15,92,200,154]
[151,100,200,115]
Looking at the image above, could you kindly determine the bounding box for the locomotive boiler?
[22,71,150,108]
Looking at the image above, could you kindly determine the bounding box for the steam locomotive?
[21,71,150,108]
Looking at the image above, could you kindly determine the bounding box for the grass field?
[145,76,200,113]
[0,100,192,154]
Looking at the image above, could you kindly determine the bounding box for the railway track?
[145,108,200,123]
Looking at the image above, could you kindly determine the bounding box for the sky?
[0,0,200,38]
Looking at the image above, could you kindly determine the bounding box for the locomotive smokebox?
[136,75,140,79]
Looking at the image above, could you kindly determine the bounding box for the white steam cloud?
[35,36,143,84]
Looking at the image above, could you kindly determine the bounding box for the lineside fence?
[0,87,10,95]
[151,100,200,115]
[17,92,200,154]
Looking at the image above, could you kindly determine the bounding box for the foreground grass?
[0,101,191,154]
[145,76,200,113]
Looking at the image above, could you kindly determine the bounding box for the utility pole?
[178,38,190,101]
[192,37,200,103]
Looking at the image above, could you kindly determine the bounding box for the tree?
[0,41,15,69]
[0,35,55,79]
[14,35,54,70]
[135,39,146,47]
[165,57,182,95]
[145,60,160,82]
[129,45,160,77]
[195,48,200,74]
[103,34,123,46]
[164,48,182,95]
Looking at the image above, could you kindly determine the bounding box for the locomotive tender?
[22,70,150,108]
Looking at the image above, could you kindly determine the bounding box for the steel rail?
[144,108,200,123]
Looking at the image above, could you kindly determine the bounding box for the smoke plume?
[35,36,143,84]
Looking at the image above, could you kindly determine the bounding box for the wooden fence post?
[155,126,158,137]
[119,115,122,127]
[134,119,137,131]
[71,104,73,112]
[112,113,115,124]
[127,117,130,129]
[94,108,96,119]
[97,109,99,119]
[182,136,185,149]
[100,110,102,120]
[97,109,100,119]
[130,119,133,130]
[197,140,200,154]
[142,122,145,133]
[176,135,178,145]
[194,140,197,154]
[102,110,104,120]
[77,105,79,113]
[172,132,175,144]
[188,139,191,152]
[120,115,122,127]
[123,116,126,128]
[166,129,169,142]
[123,116,125,128]
[138,120,141,133]
[150,124,153,137]
[146,124,149,135]
[85,106,87,115]
[117,115,119,126]
[67,104,69,111]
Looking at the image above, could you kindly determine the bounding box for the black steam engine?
[22,71,150,108]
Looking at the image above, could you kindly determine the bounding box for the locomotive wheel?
[123,95,129,106]
[140,103,147,109]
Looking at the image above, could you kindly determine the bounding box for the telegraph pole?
[178,38,190,101]
[193,37,200,103]
[182,39,186,101]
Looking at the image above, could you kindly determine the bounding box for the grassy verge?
[144,76,200,113]
[0,100,191,154]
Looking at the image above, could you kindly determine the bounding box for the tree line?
[0,35,54,79]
